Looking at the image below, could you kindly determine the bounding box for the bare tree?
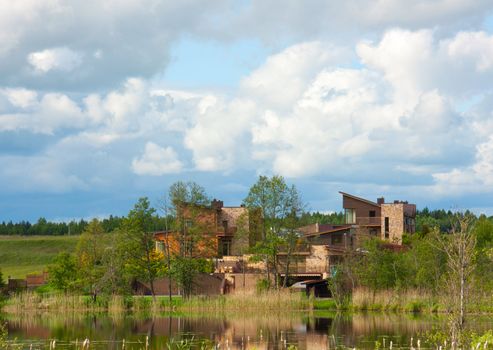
[432,214,476,345]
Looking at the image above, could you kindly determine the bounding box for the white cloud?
[432,136,493,195]
[2,88,38,108]
[132,142,183,175]
[28,47,82,73]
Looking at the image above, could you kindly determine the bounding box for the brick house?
[154,199,261,259]
[289,192,417,278]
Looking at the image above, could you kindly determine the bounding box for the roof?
[304,225,351,237]
[339,191,380,207]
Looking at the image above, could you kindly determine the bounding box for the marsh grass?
[351,288,439,313]
[3,290,311,314]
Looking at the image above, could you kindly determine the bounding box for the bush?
[256,278,270,294]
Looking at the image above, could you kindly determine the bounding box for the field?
[0,235,79,279]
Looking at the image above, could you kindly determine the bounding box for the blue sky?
[1,1,493,222]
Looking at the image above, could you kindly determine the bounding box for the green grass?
[0,235,79,279]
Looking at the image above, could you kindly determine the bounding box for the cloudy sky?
[2,0,493,221]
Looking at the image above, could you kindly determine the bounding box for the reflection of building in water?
[7,313,464,350]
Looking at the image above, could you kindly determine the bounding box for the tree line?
[0,205,487,237]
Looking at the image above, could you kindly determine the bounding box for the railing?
[352,217,381,225]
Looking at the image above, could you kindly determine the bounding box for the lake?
[1,312,493,349]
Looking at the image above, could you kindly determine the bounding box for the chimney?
[377,197,385,205]
[211,199,223,210]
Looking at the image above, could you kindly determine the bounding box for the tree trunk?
[283,247,292,288]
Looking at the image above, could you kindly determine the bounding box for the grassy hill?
[0,235,79,279]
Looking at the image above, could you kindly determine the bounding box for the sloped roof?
[339,191,380,207]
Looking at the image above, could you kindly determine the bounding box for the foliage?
[0,269,4,290]
[243,175,304,288]
[75,219,107,297]
[356,240,411,291]
[168,181,211,258]
[255,278,270,294]
[48,252,78,293]
[300,211,345,225]
[119,197,165,298]
[170,256,210,298]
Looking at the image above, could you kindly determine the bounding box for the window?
[331,234,343,245]
[370,228,378,236]
[384,217,389,239]
[369,210,376,217]
[219,239,231,257]
[155,241,165,253]
[345,209,356,224]
[222,220,228,232]
[185,220,193,228]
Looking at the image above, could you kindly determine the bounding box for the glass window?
[345,209,356,224]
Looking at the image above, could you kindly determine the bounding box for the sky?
[2,0,493,222]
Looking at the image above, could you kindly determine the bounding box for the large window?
[219,239,231,257]
[345,209,356,224]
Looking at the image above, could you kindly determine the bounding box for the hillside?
[0,235,79,279]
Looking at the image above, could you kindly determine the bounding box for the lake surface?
[2,312,493,349]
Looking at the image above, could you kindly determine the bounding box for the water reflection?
[1,312,492,349]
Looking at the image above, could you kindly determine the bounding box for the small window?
[155,241,165,253]
[384,217,389,239]
[369,210,376,217]
[185,220,193,228]
[332,234,343,245]
[222,220,228,231]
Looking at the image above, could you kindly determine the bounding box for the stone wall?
[219,207,249,255]
[305,245,328,273]
[381,204,404,244]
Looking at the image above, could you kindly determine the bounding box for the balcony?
[348,217,381,226]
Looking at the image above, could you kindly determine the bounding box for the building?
[154,199,261,259]
[340,191,416,244]
[287,192,416,280]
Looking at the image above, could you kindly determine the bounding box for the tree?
[75,219,106,301]
[120,197,165,300]
[48,252,78,293]
[243,175,304,288]
[98,232,132,295]
[168,181,210,258]
[0,268,5,290]
[431,214,476,345]
[171,256,213,298]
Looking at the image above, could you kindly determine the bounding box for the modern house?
[302,192,416,246]
[154,199,261,259]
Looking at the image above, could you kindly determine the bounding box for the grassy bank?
[0,235,78,278]
[2,290,311,314]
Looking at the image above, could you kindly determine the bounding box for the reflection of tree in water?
[4,312,493,349]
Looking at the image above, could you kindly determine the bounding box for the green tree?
[170,256,213,298]
[120,197,165,300]
[99,231,132,295]
[244,175,304,288]
[0,268,5,291]
[48,252,78,293]
[168,181,210,257]
[75,219,107,301]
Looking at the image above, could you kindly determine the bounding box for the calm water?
[2,312,493,349]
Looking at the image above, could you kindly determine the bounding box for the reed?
[2,290,311,314]
[351,287,439,313]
